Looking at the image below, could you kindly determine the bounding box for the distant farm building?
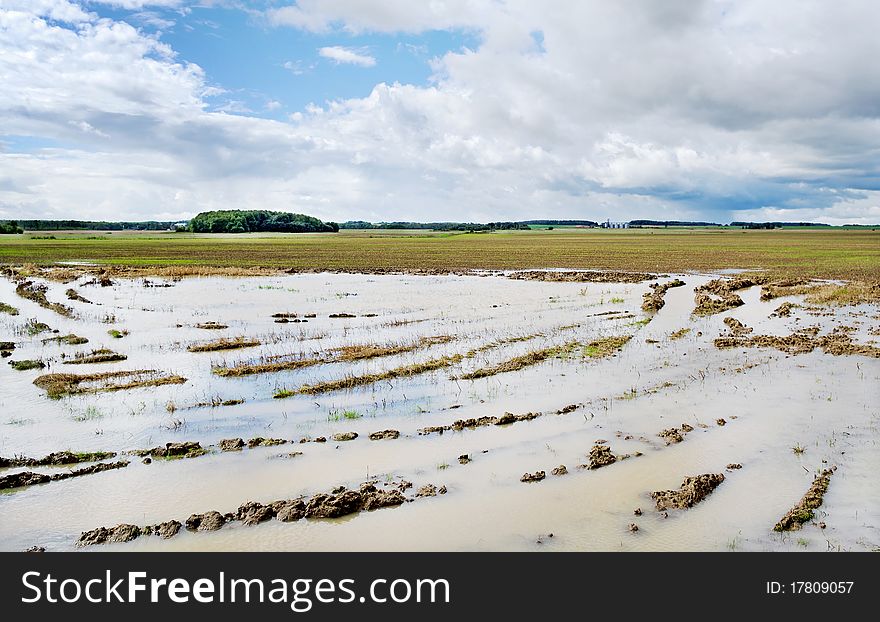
[600,220,629,229]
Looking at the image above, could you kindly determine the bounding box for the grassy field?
[1,228,878,280]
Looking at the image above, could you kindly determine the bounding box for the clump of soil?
[651,473,726,511]
[659,428,685,444]
[715,326,880,358]
[0,450,115,468]
[773,468,835,532]
[9,359,45,371]
[771,302,799,318]
[331,432,358,442]
[458,454,471,465]
[557,404,579,414]
[508,270,657,284]
[195,322,228,330]
[419,411,541,435]
[0,460,129,491]
[369,429,400,440]
[33,369,187,398]
[131,442,206,460]
[551,465,568,476]
[585,444,617,469]
[0,302,19,316]
[62,349,127,365]
[15,281,73,317]
[247,437,287,448]
[141,521,182,539]
[693,275,768,316]
[668,328,691,340]
[236,501,275,526]
[188,336,261,353]
[78,524,141,546]
[219,438,245,451]
[42,333,89,345]
[185,511,227,532]
[642,279,686,312]
[520,471,546,482]
[723,317,753,336]
[65,288,93,304]
[329,313,356,318]
[726,463,742,470]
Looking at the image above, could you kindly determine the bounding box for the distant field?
[1,228,878,280]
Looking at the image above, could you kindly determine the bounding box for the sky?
[1,1,879,225]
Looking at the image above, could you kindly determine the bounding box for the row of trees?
[0,220,23,234]
[188,210,338,233]
[339,221,530,231]
[17,220,178,231]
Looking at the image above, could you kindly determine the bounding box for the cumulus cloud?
[1,0,879,223]
[317,45,376,67]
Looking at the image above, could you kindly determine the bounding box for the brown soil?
[65,288,93,304]
[693,275,769,316]
[195,322,229,330]
[188,336,261,352]
[0,460,129,491]
[551,465,568,476]
[715,327,880,358]
[131,442,207,460]
[369,429,400,440]
[520,470,546,482]
[585,444,617,469]
[331,432,358,442]
[247,437,288,448]
[0,450,116,468]
[508,270,657,283]
[219,438,245,451]
[642,278,686,312]
[773,467,835,531]
[78,524,141,546]
[34,369,186,398]
[651,473,726,511]
[723,317,753,336]
[668,328,691,340]
[419,411,541,435]
[770,302,799,318]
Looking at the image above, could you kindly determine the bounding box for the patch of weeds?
[72,406,104,422]
[25,319,52,336]
[0,302,19,316]
[5,417,35,426]
[343,410,361,420]
[437,462,450,470]
[609,296,625,304]
[9,359,45,371]
[792,443,806,455]
[107,329,129,339]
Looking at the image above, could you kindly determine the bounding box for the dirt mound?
[723,317,753,336]
[715,327,880,358]
[77,524,140,546]
[651,473,726,511]
[551,465,568,476]
[369,429,400,440]
[659,428,684,444]
[586,444,617,469]
[557,404,579,414]
[236,501,275,526]
[273,499,306,522]
[419,412,542,435]
[219,438,245,451]
[771,302,799,317]
[186,511,227,531]
[132,442,206,460]
[520,471,546,482]
[331,432,358,442]
[247,437,287,448]
[0,460,129,491]
[773,468,835,531]
[0,450,115,468]
[693,276,767,316]
[142,521,182,539]
[508,270,657,284]
[642,278,687,312]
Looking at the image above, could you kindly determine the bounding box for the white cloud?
[1,0,879,224]
[317,45,376,67]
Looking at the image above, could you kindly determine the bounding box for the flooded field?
[0,270,877,552]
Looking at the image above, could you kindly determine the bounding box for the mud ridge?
[0,460,129,491]
[651,473,725,511]
[773,467,836,532]
[641,279,686,312]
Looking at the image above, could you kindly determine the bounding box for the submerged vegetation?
[33,370,187,398]
[187,336,261,353]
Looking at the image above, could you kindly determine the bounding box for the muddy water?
[0,272,877,552]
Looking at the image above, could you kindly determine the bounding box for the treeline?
[629,220,721,227]
[729,221,831,229]
[0,220,23,234]
[340,221,530,231]
[18,220,178,231]
[189,210,338,233]
[520,219,599,227]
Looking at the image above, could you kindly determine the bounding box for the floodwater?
[0,271,877,552]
